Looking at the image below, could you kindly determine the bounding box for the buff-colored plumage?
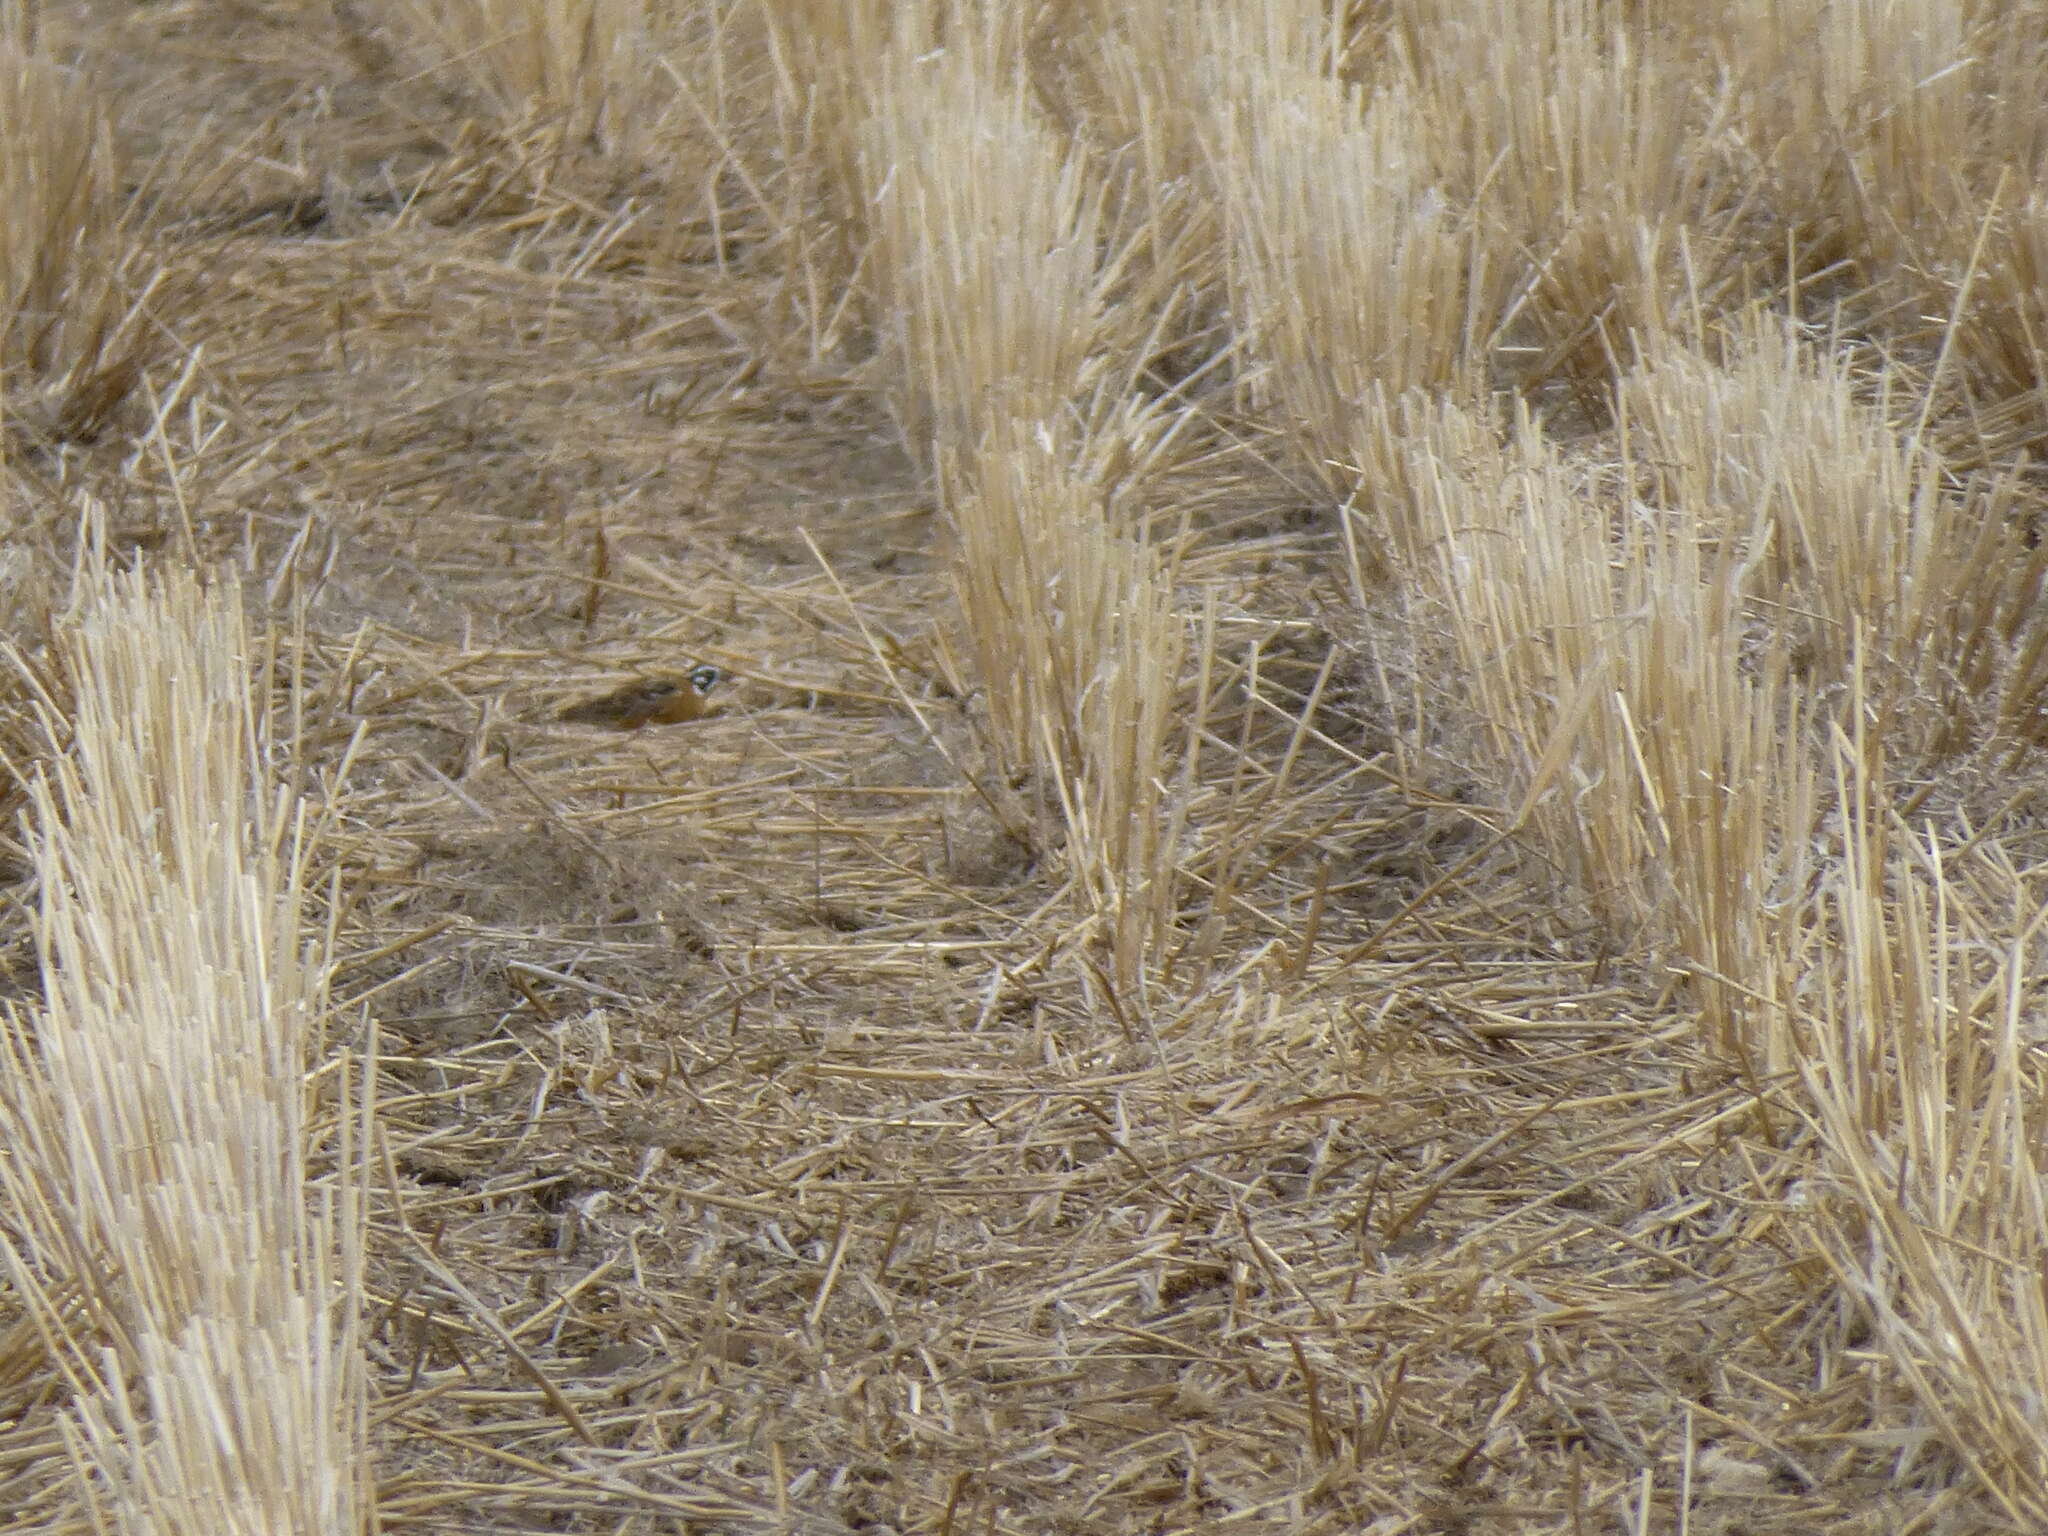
[558,665,723,728]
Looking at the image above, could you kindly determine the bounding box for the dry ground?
[2,2,2043,1534]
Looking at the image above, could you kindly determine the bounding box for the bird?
[557,665,723,729]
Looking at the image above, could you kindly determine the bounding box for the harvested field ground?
[4,2,2048,1533]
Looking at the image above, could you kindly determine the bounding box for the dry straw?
[24,0,2048,1527]
[1055,3,1229,391]
[1382,148,2048,1520]
[1399,397,1748,962]
[857,12,1197,994]
[0,34,166,445]
[1722,0,1975,276]
[376,0,742,242]
[1206,14,1487,525]
[747,0,902,359]
[1400,0,1731,381]
[0,554,368,1535]
[1800,705,2048,1528]
[858,18,1117,466]
[1616,312,2048,760]
[382,0,684,150]
[959,419,1194,998]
